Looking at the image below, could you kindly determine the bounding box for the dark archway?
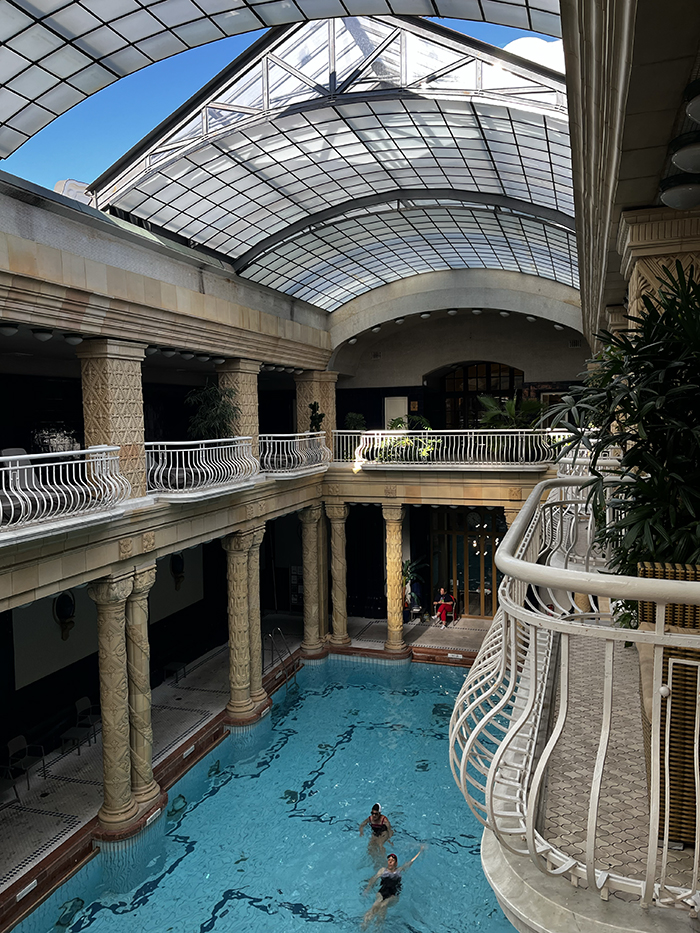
[424,360,525,429]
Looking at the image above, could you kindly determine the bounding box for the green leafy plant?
[388,414,431,430]
[376,414,439,462]
[402,557,427,607]
[308,401,325,433]
[549,261,700,576]
[344,412,367,430]
[186,382,240,440]
[478,394,544,428]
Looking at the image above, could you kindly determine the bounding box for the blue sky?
[1,19,555,192]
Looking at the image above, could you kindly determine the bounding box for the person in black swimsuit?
[359,803,393,856]
[362,848,424,928]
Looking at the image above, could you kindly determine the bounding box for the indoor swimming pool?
[18,659,514,933]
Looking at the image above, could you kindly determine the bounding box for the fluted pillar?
[383,504,406,652]
[248,525,267,704]
[125,563,159,805]
[299,505,323,654]
[216,359,262,456]
[77,339,147,498]
[88,573,139,827]
[326,503,350,646]
[222,532,255,719]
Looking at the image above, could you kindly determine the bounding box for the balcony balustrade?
[449,475,700,916]
[145,437,259,498]
[0,446,130,530]
[333,429,564,470]
[259,432,332,477]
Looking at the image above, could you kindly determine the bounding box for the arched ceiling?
[0,0,561,159]
[89,16,574,310]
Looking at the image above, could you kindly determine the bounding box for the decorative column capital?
[299,504,323,525]
[250,524,266,548]
[76,339,147,363]
[222,530,255,553]
[325,503,348,523]
[382,504,405,524]
[216,358,262,376]
[293,370,338,385]
[88,572,134,605]
[131,563,157,597]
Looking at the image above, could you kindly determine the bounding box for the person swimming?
[359,803,393,851]
[361,848,424,928]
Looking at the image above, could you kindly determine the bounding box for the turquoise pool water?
[22,660,514,933]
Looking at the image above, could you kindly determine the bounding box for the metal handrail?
[265,628,297,691]
[332,429,568,470]
[449,475,700,914]
[259,432,332,475]
[0,445,130,529]
[145,437,259,493]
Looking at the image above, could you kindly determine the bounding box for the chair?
[0,765,20,804]
[75,697,100,740]
[7,735,46,790]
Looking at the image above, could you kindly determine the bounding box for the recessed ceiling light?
[499,311,510,318]
[420,312,431,320]
[371,325,381,333]
[526,316,536,323]
[447,309,458,316]
[471,309,482,315]
[0,324,19,336]
[32,329,53,342]
[395,318,405,324]
[553,324,565,331]
[348,337,357,344]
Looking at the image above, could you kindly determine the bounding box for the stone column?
[299,505,323,654]
[383,504,406,652]
[125,563,159,805]
[222,532,255,719]
[248,525,267,705]
[326,503,350,645]
[318,513,329,639]
[294,370,338,448]
[88,573,139,827]
[217,359,262,456]
[77,339,147,498]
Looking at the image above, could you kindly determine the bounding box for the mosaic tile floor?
[0,616,484,895]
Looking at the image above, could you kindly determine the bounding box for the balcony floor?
[543,635,694,899]
[0,613,484,901]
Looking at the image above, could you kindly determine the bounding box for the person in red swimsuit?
[432,587,455,628]
[359,803,393,857]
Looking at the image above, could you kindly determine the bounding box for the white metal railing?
[333,429,567,470]
[145,437,259,493]
[0,446,130,529]
[259,432,332,475]
[449,475,700,914]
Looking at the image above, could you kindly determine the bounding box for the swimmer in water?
[359,804,393,855]
[361,848,424,928]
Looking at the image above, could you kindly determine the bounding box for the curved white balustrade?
[450,476,700,915]
[0,446,130,529]
[146,437,259,496]
[259,433,332,476]
[333,429,566,470]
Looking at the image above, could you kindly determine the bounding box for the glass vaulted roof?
[92,16,575,311]
[0,0,560,159]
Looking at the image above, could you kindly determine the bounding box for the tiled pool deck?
[0,613,489,900]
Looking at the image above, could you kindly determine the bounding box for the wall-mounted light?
[180,350,195,360]
[670,132,700,173]
[145,346,159,356]
[63,333,83,345]
[212,357,226,365]
[471,309,482,315]
[499,311,510,318]
[0,323,19,336]
[659,173,700,210]
[553,323,565,331]
[294,368,303,374]
[196,354,210,362]
[275,366,285,371]
[395,317,405,324]
[447,309,458,316]
[685,78,700,123]
[348,337,357,345]
[161,348,177,357]
[420,312,431,320]
[526,316,536,323]
[285,367,294,373]
[32,328,53,342]
[371,325,382,332]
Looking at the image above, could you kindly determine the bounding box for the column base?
[97,795,139,830]
[226,700,256,721]
[132,778,161,806]
[384,641,410,656]
[250,689,269,705]
[329,633,352,646]
[299,643,328,659]
[95,790,167,841]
